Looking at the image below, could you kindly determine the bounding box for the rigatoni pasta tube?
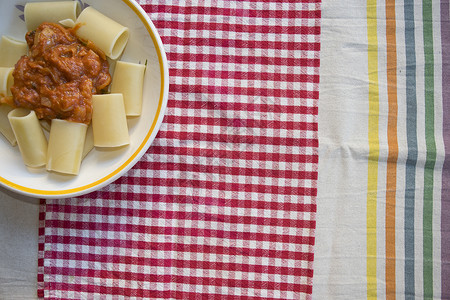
[58,19,76,28]
[8,108,47,167]
[92,93,129,147]
[110,61,146,116]
[82,124,94,159]
[0,104,16,146]
[0,67,13,97]
[75,7,129,60]
[24,1,81,31]
[0,36,28,67]
[46,119,87,175]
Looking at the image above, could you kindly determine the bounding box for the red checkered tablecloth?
[37,0,321,299]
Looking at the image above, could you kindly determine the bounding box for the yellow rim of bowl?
[0,0,166,197]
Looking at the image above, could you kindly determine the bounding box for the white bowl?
[0,0,169,198]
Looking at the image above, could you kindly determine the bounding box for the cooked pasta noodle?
[92,93,129,147]
[82,124,94,159]
[0,36,28,67]
[0,104,16,146]
[0,67,13,97]
[8,108,47,167]
[46,119,87,175]
[75,7,129,60]
[110,61,146,116]
[24,1,80,31]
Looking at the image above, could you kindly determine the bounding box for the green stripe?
[422,1,436,297]
[404,0,418,296]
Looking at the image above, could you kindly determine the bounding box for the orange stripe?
[385,1,398,299]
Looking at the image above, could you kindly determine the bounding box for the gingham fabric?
[37,0,321,299]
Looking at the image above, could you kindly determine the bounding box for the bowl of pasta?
[0,0,169,198]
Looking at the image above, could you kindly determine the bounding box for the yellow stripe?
[0,0,166,196]
[367,1,379,299]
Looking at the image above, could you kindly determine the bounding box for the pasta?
[46,119,87,175]
[0,36,28,67]
[8,22,111,124]
[91,93,129,147]
[8,108,47,168]
[82,124,94,159]
[58,19,76,28]
[24,1,80,31]
[0,67,13,97]
[75,7,129,60]
[110,61,146,116]
[1,2,148,177]
[0,104,16,146]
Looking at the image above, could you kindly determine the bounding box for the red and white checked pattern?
[38,0,321,299]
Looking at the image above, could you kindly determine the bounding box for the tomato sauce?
[2,22,111,124]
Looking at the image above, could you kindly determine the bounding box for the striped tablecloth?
[37,0,321,299]
[315,0,450,299]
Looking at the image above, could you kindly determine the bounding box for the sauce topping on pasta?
[1,22,111,124]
